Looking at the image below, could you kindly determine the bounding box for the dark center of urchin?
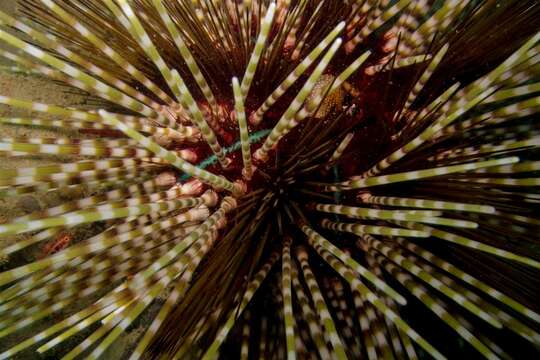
[268,175,289,197]
[1,1,539,359]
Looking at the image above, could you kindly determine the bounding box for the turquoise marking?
[180,129,271,181]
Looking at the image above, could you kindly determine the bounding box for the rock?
[16,195,41,214]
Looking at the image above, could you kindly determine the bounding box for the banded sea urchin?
[0,0,539,359]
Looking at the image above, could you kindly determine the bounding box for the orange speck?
[41,233,72,258]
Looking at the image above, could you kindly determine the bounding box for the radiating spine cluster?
[0,0,538,359]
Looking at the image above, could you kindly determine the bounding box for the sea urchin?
[0,0,539,359]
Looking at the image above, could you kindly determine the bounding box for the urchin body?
[0,1,539,359]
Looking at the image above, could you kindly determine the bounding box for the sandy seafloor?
[0,1,144,358]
